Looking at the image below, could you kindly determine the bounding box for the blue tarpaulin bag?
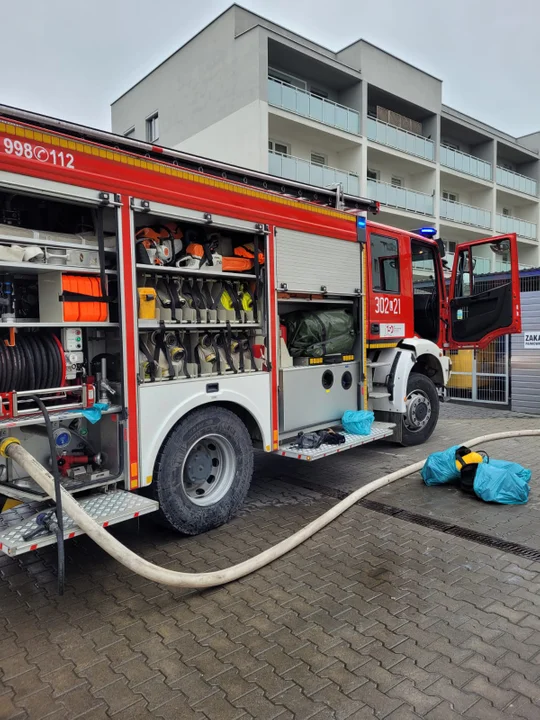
[421,445,461,486]
[342,410,374,436]
[473,459,531,505]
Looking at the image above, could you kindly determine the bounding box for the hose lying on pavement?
[3,428,539,589]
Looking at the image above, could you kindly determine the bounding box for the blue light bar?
[357,216,367,228]
[416,226,437,238]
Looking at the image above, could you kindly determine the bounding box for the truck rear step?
[0,490,158,556]
[276,421,395,461]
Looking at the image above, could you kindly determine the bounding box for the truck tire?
[400,372,439,446]
[152,407,253,535]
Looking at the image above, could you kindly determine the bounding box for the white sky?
[2,0,539,137]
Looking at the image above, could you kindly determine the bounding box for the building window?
[146,113,159,143]
[310,152,327,166]
[367,169,379,181]
[500,161,514,171]
[370,234,400,293]
[124,127,135,138]
[445,241,457,253]
[268,68,307,90]
[442,139,459,151]
[269,140,289,155]
[310,86,329,99]
[443,190,459,203]
[391,176,403,188]
[502,207,511,216]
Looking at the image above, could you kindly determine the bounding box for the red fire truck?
[0,105,521,556]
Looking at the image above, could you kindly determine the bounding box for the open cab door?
[447,234,521,349]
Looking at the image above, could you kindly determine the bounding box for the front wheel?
[152,407,254,535]
[400,372,439,446]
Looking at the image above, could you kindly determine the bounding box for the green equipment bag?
[284,309,355,358]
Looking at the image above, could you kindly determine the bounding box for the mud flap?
[374,411,403,443]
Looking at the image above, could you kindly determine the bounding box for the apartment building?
[111,4,540,271]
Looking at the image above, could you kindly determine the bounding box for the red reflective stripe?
[120,201,139,489]
[267,229,279,450]
[30,544,37,551]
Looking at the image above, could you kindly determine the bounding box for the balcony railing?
[496,213,537,240]
[268,151,360,195]
[367,179,434,215]
[440,145,492,181]
[493,259,532,272]
[444,252,492,274]
[367,117,434,161]
[440,198,491,229]
[496,166,538,196]
[267,77,360,135]
[445,252,531,275]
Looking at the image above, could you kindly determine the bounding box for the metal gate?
[511,290,540,414]
[447,335,509,405]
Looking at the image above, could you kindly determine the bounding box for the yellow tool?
[137,287,157,320]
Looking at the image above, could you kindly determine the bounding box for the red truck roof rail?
[0,104,379,216]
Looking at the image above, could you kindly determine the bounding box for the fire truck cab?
[0,105,521,555]
[364,223,520,445]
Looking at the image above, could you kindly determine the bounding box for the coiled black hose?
[0,332,63,392]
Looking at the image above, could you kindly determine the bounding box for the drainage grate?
[280,477,540,563]
[360,499,540,561]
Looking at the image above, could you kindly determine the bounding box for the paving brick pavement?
[1,405,540,718]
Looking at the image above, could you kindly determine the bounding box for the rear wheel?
[400,372,439,446]
[153,407,253,535]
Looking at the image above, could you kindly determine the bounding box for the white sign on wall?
[524,332,540,349]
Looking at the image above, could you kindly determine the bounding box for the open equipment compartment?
[275,223,366,438]
[132,199,268,383]
[0,184,125,502]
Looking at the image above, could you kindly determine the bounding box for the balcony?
[494,259,532,272]
[268,151,360,195]
[440,145,492,181]
[367,179,434,216]
[440,199,491,229]
[267,78,360,135]
[496,166,538,196]
[444,252,493,275]
[496,213,537,240]
[445,252,531,274]
[367,117,434,161]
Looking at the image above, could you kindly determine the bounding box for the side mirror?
[436,237,446,258]
[490,238,510,255]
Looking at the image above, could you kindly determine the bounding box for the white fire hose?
[2,429,539,589]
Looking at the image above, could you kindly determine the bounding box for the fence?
[447,267,540,407]
[447,335,509,405]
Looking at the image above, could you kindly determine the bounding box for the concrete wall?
[519,132,540,155]
[366,153,435,194]
[338,41,442,115]
[268,126,344,172]
[233,6,335,61]
[111,8,264,147]
[495,199,538,223]
[439,180,493,212]
[175,100,268,170]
